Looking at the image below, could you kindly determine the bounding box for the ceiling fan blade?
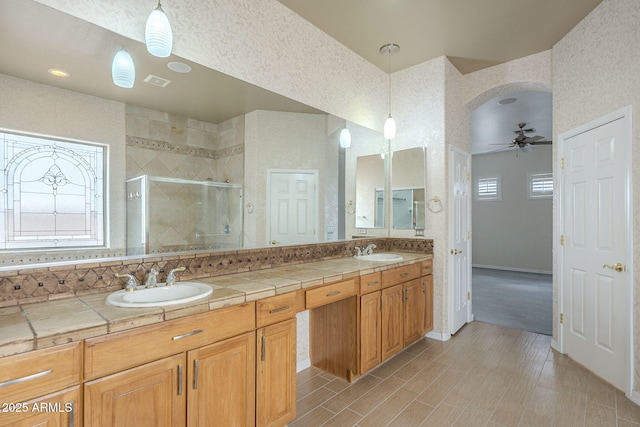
[488,143,515,146]
[525,135,545,142]
[530,140,552,145]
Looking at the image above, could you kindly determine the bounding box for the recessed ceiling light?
[48,68,70,78]
[167,61,192,73]
[498,97,517,105]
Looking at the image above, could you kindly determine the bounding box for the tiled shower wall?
[125,105,245,253]
[0,238,433,307]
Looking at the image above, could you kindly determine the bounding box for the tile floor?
[291,321,640,426]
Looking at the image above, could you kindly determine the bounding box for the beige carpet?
[472,267,552,335]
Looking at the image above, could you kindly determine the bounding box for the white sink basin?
[354,253,403,262]
[106,282,213,308]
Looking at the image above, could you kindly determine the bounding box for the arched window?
[0,131,105,250]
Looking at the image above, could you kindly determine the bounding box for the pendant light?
[339,126,351,148]
[380,44,399,140]
[146,1,173,58]
[112,47,135,88]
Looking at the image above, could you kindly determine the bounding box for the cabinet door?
[84,354,186,427]
[403,278,426,347]
[423,275,434,334]
[187,331,256,427]
[256,318,296,427]
[381,285,403,361]
[360,291,382,374]
[0,385,81,427]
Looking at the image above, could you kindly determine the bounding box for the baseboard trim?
[472,264,552,275]
[296,358,311,373]
[551,339,561,353]
[426,331,451,341]
[630,390,640,405]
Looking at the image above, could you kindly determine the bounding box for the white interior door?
[449,147,472,334]
[560,109,632,393]
[267,170,317,246]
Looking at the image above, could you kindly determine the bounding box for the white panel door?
[561,112,631,392]
[449,147,471,334]
[268,171,317,246]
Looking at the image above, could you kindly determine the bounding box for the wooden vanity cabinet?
[0,386,82,427]
[360,261,434,375]
[83,303,256,427]
[188,332,256,427]
[0,342,82,426]
[256,293,297,427]
[84,353,186,427]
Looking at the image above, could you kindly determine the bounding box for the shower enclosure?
[126,175,243,255]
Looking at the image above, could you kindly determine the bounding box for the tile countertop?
[0,252,432,358]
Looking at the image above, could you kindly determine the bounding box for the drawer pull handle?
[368,281,379,286]
[261,336,266,362]
[0,369,53,388]
[270,305,290,314]
[327,291,341,297]
[172,329,203,341]
[178,364,183,396]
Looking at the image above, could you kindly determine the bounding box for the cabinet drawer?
[381,263,421,288]
[256,292,297,328]
[306,278,357,309]
[0,342,81,403]
[421,260,433,276]
[359,272,382,294]
[84,302,255,380]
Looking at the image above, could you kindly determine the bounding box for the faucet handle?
[115,273,139,292]
[166,266,186,286]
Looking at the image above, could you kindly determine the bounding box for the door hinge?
[560,158,565,169]
[467,231,471,240]
[467,292,471,300]
[560,235,565,246]
[560,313,565,324]
[467,172,471,181]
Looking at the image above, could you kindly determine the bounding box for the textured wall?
[552,0,640,396]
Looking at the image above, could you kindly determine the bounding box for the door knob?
[270,240,280,245]
[602,263,624,272]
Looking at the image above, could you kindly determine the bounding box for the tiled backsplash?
[0,238,433,307]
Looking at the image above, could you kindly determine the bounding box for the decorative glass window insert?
[475,176,502,201]
[528,172,553,199]
[0,131,105,250]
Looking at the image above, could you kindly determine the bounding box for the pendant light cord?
[387,48,392,115]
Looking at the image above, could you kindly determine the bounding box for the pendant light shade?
[380,43,399,140]
[112,47,135,88]
[339,127,351,148]
[383,115,396,140]
[146,2,172,58]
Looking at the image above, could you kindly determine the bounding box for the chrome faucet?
[145,268,159,288]
[166,266,186,286]
[354,246,363,256]
[115,273,139,292]
[364,244,377,255]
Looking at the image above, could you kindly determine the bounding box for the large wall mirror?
[391,147,426,230]
[355,154,386,228]
[0,0,352,266]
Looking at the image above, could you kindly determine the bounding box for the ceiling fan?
[492,122,552,152]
